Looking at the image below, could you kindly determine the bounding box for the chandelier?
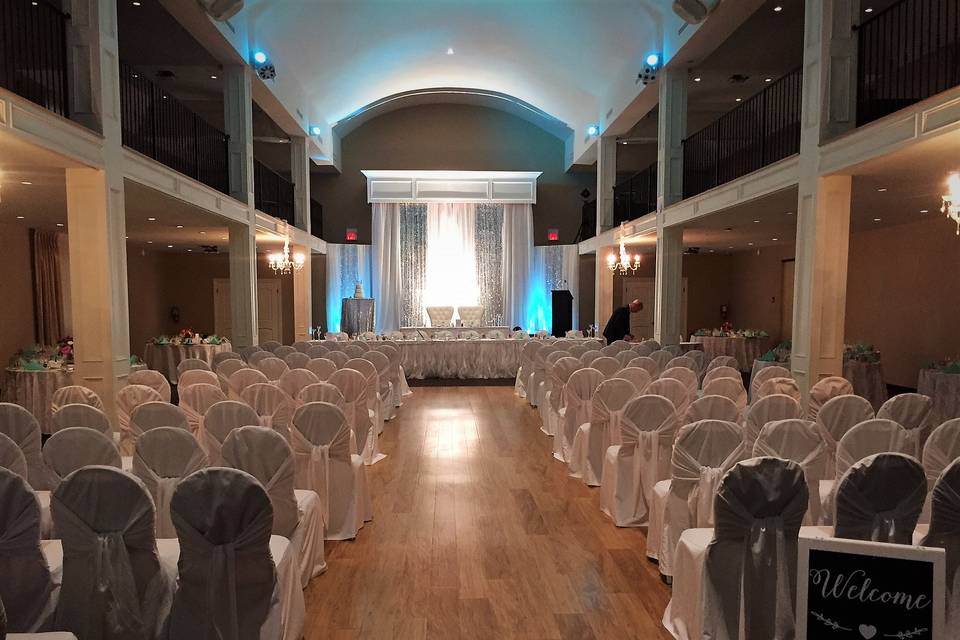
[942,171,960,235]
[267,237,305,274]
[607,239,642,274]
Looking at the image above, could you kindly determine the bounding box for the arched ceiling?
[238,0,670,136]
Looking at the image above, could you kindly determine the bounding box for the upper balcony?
[0,0,70,119]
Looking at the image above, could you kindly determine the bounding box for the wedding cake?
[353,282,364,298]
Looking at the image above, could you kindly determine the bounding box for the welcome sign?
[797,537,945,640]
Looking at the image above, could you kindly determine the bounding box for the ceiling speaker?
[672,0,719,24]
[197,0,244,21]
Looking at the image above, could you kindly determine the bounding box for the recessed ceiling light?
[728,246,734,249]
[921,209,929,213]
[748,242,754,246]
[167,245,173,248]
[772,237,779,241]
[15,215,24,219]
[693,76,702,82]
[785,211,794,215]
[187,249,193,252]
[147,241,153,244]
[446,47,455,55]
[200,231,206,234]
[864,7,873,12]
[147,217,156,221]
[31,1,37,5]
[709,249,715,253]
[210,75,218,80]
[774,5,783,11]
[56,223,64,227]
[132,1,141,5]
[877,187,887,192]
[764,78,772,82]
[873,217,881,222]
[753,219,760,223]
[176,225,184,229]
[125,236,129,239]
[20,181,32,185]
[735,97,743,102]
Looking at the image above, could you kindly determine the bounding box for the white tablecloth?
[144,341,232,383]
[691,336,772,372]
[918,368,960,427]
[397,339,526,379]
[3,364,146,433]
[843,360,888,412]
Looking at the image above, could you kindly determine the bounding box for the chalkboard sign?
[797,537,946,640]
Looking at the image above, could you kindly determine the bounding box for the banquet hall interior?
[1,0,960,638]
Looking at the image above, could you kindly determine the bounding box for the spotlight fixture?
[176,225,184,229]
[645,52,661,67]
[735,97,743,102]
[446,47,455,55]
[252,50,276,80]
[253,51,268,65]
[764,77,773,82]
[586,124,600,137]
[309,125,323,136]
[210,75,218,80]
[637,52,662,86]
[864,7,873,12]
[16,215,25,219]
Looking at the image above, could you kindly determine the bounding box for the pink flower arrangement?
[57,336,74,363]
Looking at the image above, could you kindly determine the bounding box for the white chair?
[176,357,211,378]
[0,467,57,633]
[362,350,394,421]
[700,377,747,418]
[178,382,228,435]
[273,345,297,360]
[613,367,652,394]
[291,341,312,354]
[49,386,103,413]
[51,466,173,637]
[600,395,678,527]
[834,452,925,544]
[239,345,263,362]
[920,419,960,523]
[808,375,854,421]
[50,403,111,436]
[660,366,699,399]
[248,350,273,367]
[815,393,875,477]
[565,329,583,338]
[631,343,654,357]
[306,345,329,359]
[256,357,290,382]
[200,401,262,466]
[284,352,311,370]
[278,369,321,403]
[530,345,560,408]
[167,467,304,640]
[298,383,346,410]
[223,426,326,587]
[590,356,621,379]
[457,305,484,327]
[614,350,636,369]
[877,393,934,454]
[129,402,189,451]
[756,376,801,403]
[0,432,27,480]
[664,457,808,640]
[705,355,739,374]
[684,395,739,426]
[127,369,171,402]
[375,344,409,408]
[650,349,673,371]
[544,357,580,443]
[754,419,828,524]
[343,344,366,358]
[579,349,602,368]
[242,383,296,441]
[599,345,620,357]
[749,365,791,403]
[569,378,636,486]
[664,345,683,357]
[42,427,121,486]
[628,356,660,379]
[132,427,207,539]
[212,351,243,368]
[425,306,454,327]
[920,458,960,628]
[326,351,350,368]
[306,358,338,381]
[178,368,221,393]
[650,420,746,577]
[702,365,741,388]
[291,402,372,541]
[330,368,383,465]
[344,357,385,443]
[743,393,804,448]
[216,358,249,393]
[0,403,52,491]
[665,355,697,372]
[686,350,706,373]
[261,340,283,352]
[115,385,164,455]
[645,377,691,419]
[557,368,604,464]
[228,367,270,399]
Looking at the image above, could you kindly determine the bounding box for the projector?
[197,0,244,21]
[672,0,719,24]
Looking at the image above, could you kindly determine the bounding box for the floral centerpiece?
[9,339,73,371]
[759,341,792,363]
[152,329,227,346]
[844,343,881,364]
[694,325,770,339]
[925,358,960,374]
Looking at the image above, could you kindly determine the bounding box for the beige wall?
[312,103,595,244]
[0,224,37,391]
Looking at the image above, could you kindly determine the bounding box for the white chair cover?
[297,383,345,410]
[278,369,320,402]
[0,467,54,633]
[425,306,454,327]
[816,393,875,475]
[306,345,328,359]
[921,419,960,523]
[50,386,103,413]
[457,305,484,327]
[167,468,280,640]
[305,358,338,381]
[743,393,804,447]
[241,383,295,441]
[808,376,854,421]
[749,365,791,402]
[0,432,27,480]
[645,377,691,418]
[0,403,52,491]
[600,395,678,527]
[212,351,243,368]
[239,345,262,362]
[51,466,172,639]
[665,356,697,372]
[834,452,925,544]
[256,357,289,382]
[658,420,746,577]
[115,386,164,455]
[261,340,282,352]
[51,404,111,436]
[613,367,652,394]
[342,345,366,358]
[754,419,828,524]
[650,349,673,370]
[614,351,636,369]
[569,378,636,486]
[687,350,706,373]
[129,402,189,447]
[579,350,602,367]
[200,401,262,466]
[705,355,739,373]
[178,383,227,435]
[756,376,801,402]
[590,356,621,379]
[600,345,620,357]
[363,350,394,421]
[282,352,311,371]
[344,357,384,442]
[684,395,739,426]
[660,366,699,399]
[291,341,312,354]
[248,351,273,366]
[627,356,660,379]
[126,370,171,403]
[273,346,296,359]
[878,393,934,453]
[700,377,747,417]
[515,341,542,398]
[545,357,580,448]
[216,359,249,393]
[42,428,120,485]
[702,365,741,388]
[132,427,206,539]
[325,351,350,369]
[558,368,604,463]
[228,368,270,399]
[920,459,960,628]
[176,358,211,377]
[630,343,653,357]
[329,369,383,465]
[530,346,560,408]
[835,418,910,480]
[291,402,372,541]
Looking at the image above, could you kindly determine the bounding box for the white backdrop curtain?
[371,203,402,333]
[529,244,579,333]
[325,243,371,333]
[423,203,478,310]
[501,203,534,331]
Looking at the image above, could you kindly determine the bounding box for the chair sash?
[619,398,677,519]
[132,430,207,539]
[921,460,960,628]
[672,427,746,527]
[834,453,926,544]
[289,421,351,527]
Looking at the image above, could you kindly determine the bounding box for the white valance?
[362,170,541,204]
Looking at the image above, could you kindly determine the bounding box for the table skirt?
[144,342,233,383]
[918,368,960,427]
[397,339,526,379]
[690,336,772,372]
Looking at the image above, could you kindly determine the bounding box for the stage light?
[253,51,268,65]
[345,228,358,242]
[586,124,600,137]
[310,125,322,136]
[645,53,661,67]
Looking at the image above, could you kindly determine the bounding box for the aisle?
[304,386,673,639]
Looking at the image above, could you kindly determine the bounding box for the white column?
[596,135,617,234]
[64,0,129,422]
[653,67,687,345]
[224,65,258,346]
[293,248,312,342]
[291,136,311,234]
[790,0,854,395]
[290,137,313,340]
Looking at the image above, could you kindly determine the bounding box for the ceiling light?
[764,78,772,82]
[693,77,701,82]
[132,1,141,5]
[446,47,455,55]
[873,218,882,222]
[728,246,733,249]
[877,187,887,192]
[921,209,929,213]
[587,124,600,137]
[753,219,760,223]
[864,7,873,12]
[20,181,32,185]
[772,237,779,241]
[147,217,156,221]
[200,231,206,234]
[735,97,743,102]
[147,241,153,244]
[167,245,173,248]
[56,223,64,227]
[645,52,661,67]
[309,125,323,136]
[210,75,218,80]
[774,5,783,12]
[176,225,184,229]
[15,215,24,220]
[785,211,794,215]
[748,242,754,246]
[253,51,268,65]
[187,249,193,252]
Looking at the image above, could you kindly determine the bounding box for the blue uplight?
[309,125,322,136]
[587,124,600,137]
[253,51,268,65]
[645,52,661,67]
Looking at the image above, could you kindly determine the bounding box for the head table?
[143,341,233,383]
[3,363,146,433]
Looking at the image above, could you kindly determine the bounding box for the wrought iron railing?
[682,67,802,199]
[119,62,229,193]
[857,0,960,126]
[613,162,657,225]
[0,0,69,117]
[254,160,295,225]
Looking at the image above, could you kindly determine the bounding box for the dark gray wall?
[311,103,595,244]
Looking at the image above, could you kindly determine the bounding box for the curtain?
[32,229,64,345]
[423,202,478,309]
[371,203,402,332]
[502,203,534,330]
[529,244,580,333]
[475,204,505,325]
[325,243,371,333]
[399,204,427,327]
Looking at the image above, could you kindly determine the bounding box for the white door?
[621,277,688,341]
[213,278,283,343]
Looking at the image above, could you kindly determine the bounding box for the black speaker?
[551,290,574,338]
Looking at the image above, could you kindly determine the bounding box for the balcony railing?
[254,160,295,226]
[857,0,960,126]
[683,67,802,199]
[0,0,69,117]
[613,163,657,225]
[119,62,229,194]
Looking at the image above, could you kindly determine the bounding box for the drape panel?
[32,230,63,345]
[399,204,427,327]
[424,202,478,309]
[502,203,534,330]
[528,243,579,333]
[325,244,371,333]
[371,203,402,333]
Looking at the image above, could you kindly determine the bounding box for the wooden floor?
[304,386,673,640]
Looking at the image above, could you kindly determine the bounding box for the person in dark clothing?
[602,299,643,344]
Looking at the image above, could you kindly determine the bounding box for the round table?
[691,336,772,372]
[143,341,232,383]
[843,360,888,412]
[3,363,146,433]
[918,369,960,426]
